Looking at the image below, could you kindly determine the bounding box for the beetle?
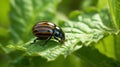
[31,21,65,45]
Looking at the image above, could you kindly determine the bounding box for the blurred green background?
[0,0,120,67]
[0,0,9,43]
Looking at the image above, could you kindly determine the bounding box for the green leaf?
[7,33,82,61]
[94,33,120,62]
[95,0,120,62]
[108,0,120,30]
[75,46,120,67]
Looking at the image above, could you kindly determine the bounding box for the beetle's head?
[54,27,65,43]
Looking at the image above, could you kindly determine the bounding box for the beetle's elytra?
[31,21,65,45]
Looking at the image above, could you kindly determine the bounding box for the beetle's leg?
[30,38,39,44]
[42,35,52,46]
[54,36,60,42]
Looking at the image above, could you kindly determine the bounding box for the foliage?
[0,0,120,67]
